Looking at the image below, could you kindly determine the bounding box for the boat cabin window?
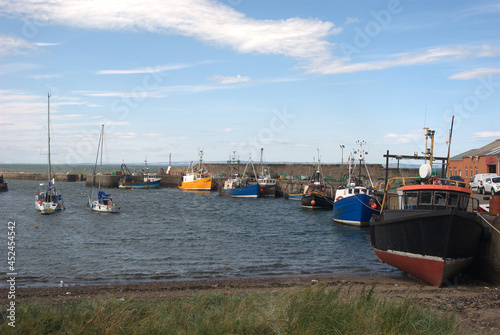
[348,189,353,195]
[354,189,360,194]
[419,191,433,205]
[405,192,418,209]
[402,190,470,210]
[434,192,447,206]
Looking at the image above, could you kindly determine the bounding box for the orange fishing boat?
[178,150,214,191]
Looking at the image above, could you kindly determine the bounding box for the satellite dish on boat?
[419,164,432,179]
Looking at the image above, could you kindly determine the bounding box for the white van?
[470,173,497,194]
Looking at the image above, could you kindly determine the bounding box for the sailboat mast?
[47,93,52,183]
[99,124,104,189]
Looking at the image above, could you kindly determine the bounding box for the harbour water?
[0,178,397,288]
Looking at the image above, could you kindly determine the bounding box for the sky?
[1,0,499,166]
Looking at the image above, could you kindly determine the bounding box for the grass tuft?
[1,284,465,334]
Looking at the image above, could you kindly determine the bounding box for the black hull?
[370,209,485,286]
[301,193,333,209]
[259,185,276,198]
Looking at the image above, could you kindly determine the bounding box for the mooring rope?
[477,212,500,235]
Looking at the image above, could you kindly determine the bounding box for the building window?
[459,170,462,176]
[465,167,468,178]
[475,167,478,175]
[454,167,457,176]
[449,167,452,177]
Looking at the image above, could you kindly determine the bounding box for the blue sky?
[1,0,499,165]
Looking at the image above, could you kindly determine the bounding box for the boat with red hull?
[370,129,489,287]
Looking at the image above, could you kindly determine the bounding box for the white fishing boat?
[88,124,120,213]
[35,94,64,214]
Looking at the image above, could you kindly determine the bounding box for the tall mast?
[99,124,104,189]
[47,93,52,183]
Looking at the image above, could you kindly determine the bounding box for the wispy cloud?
[313,45,500,74]
[472,131,500,138]
[209,74,250,84]
[1,1,497,76]
[0,34,41,55]
[216,128,233,133]
[97,64,193,75]
[383,131,423,144]
[448,67,500,80]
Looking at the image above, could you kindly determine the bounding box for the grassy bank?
[1,284,465,334]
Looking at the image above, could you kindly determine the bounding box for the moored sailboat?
[35,94,64,214]
[88,124,120,213]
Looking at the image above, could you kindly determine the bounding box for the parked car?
[448,175,466,187]
[470,173,498,194]
[484,176,500,195]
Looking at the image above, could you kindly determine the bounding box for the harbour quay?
[1,172,86,182]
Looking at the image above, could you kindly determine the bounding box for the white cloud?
[448,67,500,80]
[209,74,250,84]
[383,131,422,144]
[96,64,193,75]
[314,45,500,74]
[472,131,500,138]
[0,34,41,55]
[345,17,359,25]
[216,128,233,133]
[1,1,497,76]
[0,0,340,72]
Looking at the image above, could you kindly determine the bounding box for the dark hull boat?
[370,205,485,287]
[301,193,333,209]
[370,128,488,287]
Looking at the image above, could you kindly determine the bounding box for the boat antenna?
[445,116,454,177]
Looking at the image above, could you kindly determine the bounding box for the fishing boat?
[178,150,214,191]
[369,128,489,287]
[0,175,7,192]
[257,148,277,198]
[88,125,120,213]
[118,160,161,189]
[301,151,334,209]
[220,152,260,198]
[333,141,381,226]
[35,94,64,214]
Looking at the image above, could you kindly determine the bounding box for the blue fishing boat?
[118,161,161,189]
[332,141,380,226]
[220,152,260,198]
[221,181,260,198]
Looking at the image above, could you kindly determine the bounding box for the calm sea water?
[0,178,397,288]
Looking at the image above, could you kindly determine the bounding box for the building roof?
[450,139,500,160]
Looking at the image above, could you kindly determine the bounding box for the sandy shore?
[5,275,500,333]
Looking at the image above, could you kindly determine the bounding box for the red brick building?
[448,139,500,183]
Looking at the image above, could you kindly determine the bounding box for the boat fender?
[336,196,343,201]
[311,200,316,205]
[370,199,377,209]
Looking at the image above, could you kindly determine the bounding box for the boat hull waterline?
[178,176,213,191]
[222,183,260,198]
[370,209,484,287]
[301,193,333,209]
[333,194,379,226]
